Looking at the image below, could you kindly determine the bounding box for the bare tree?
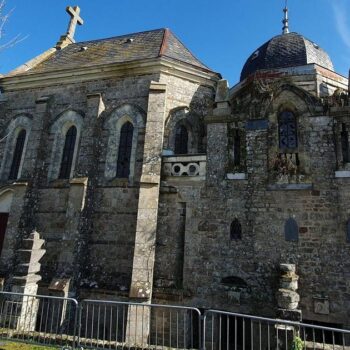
[0,0,24,52]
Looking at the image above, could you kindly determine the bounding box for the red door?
[0,213,9,255]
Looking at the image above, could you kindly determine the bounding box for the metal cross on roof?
[66,6,84,40]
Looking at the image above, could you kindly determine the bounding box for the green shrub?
[291,335,304,350]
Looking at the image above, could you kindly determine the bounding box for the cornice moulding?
[0,58,220,92]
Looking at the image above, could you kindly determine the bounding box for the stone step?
[16,249,46,264]
[21,238,45,250]
[15,262,41,276]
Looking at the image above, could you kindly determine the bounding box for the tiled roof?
[240,32,334,81]
[25,28,212,74]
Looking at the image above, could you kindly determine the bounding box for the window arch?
[104,104,145,181]
[165,108,205,155]
[0,115,32,181]
[116,122,134,178]
[59,126,77,179]
[174,125,188,154]
[48,110,83,181]
[278,111,298,150]
[230,219,242,240]
[9,129,26,180]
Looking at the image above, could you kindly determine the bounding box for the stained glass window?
[278,111,298,150]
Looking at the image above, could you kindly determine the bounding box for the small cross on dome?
[282,0,290,34]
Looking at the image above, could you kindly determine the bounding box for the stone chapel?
[0,4,350,331]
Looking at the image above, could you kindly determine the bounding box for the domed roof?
[240,32,334,81]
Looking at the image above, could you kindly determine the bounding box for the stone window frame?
[104,104,145,181]
[165,107,201,155]
[116,121,134,178]
[48,110,83,181]
[268,101,308,182]
[227,122,247,173]
[0,115,32,181]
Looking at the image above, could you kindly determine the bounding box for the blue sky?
[0,0,349,85]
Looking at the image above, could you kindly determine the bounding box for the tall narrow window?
[341,123,350,163]
[116,122,134,178]
[278,111,298,150]
[9,129,26,180]
[59,126,77,179]
[175,125,188,154]
[233,130,241,166]
[230,219,242,240]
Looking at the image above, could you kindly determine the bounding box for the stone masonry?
[0,4,350,341]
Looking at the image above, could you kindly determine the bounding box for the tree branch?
[0,0,26,52]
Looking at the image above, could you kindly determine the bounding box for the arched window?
[116,122,134,178]
[341,123,350,163]
[175,125,188,154]
[285,218,299,242]
[59,126,77,179]
[230,219,242,240]
[278,111,298,150]
[9,129,26,180]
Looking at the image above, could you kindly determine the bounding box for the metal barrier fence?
[1,291,350,350]
[203,309,350,350]
[0,291,78,348]
[78,299,201,349]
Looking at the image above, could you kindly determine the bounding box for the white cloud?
[332,0,350,50]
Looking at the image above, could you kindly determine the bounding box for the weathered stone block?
[276,289,300,310]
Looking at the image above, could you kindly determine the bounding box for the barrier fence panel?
[78,299,202,349]
[0,291,78,348]
[203,310,350,350]
[2,291,350,350]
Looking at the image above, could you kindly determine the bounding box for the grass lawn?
[0,342,60,350]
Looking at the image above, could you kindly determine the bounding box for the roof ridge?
[159,28,170,56]
[18,27,217,76]
[73,27,167,46]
